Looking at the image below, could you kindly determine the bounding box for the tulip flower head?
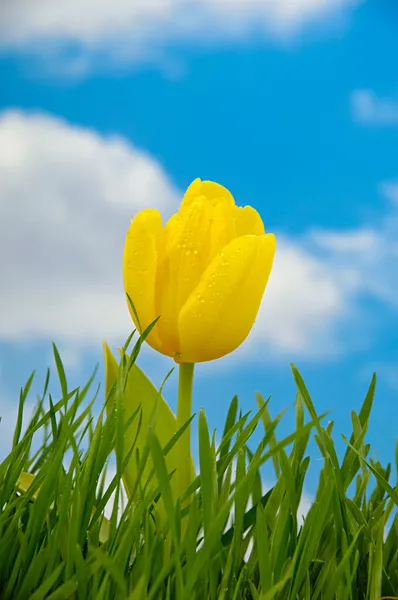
[123,178,275,363]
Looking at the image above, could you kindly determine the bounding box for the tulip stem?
[176,362,195,500]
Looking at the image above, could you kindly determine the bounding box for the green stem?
[176,362,195,499]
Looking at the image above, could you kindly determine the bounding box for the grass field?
[0,335,397,599]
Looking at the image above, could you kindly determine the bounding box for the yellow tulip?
[123,178,276,363]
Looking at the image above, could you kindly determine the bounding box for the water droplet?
[193,249,198,256]
[174,352,182,364]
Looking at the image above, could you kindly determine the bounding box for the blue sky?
[0,0,397,499]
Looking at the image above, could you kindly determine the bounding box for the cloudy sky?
[0,0,397,496]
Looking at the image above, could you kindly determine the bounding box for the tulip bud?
[123,178,276,363]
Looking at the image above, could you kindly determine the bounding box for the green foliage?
[0,334,397,599]
[103,341,188,508]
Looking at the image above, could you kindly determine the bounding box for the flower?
[123,178,276,363]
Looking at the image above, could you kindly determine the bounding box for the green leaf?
[103,342,191,506]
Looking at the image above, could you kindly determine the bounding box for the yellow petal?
[208,201,236,261]
[235,205,265,236]
[123,208,163,352]
[155,199,212,356]
[158,212,182,257]
[180,178,235,215]
[180,178,202,211]
[154,213,183,356]
[173,199,213,310]
[178,233,276,362]
[198,180,235,209]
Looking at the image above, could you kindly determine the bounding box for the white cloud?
[310,229,378,252]
[1,109,398,366]
[351,89,398,125]
[310,217,398,311]
[245,237,356,358]
[0,109,178,345]
[227,226,393,366]
[246,204,398,361]
[0,0,362,73]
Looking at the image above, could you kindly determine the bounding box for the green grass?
[0,335,397,600]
